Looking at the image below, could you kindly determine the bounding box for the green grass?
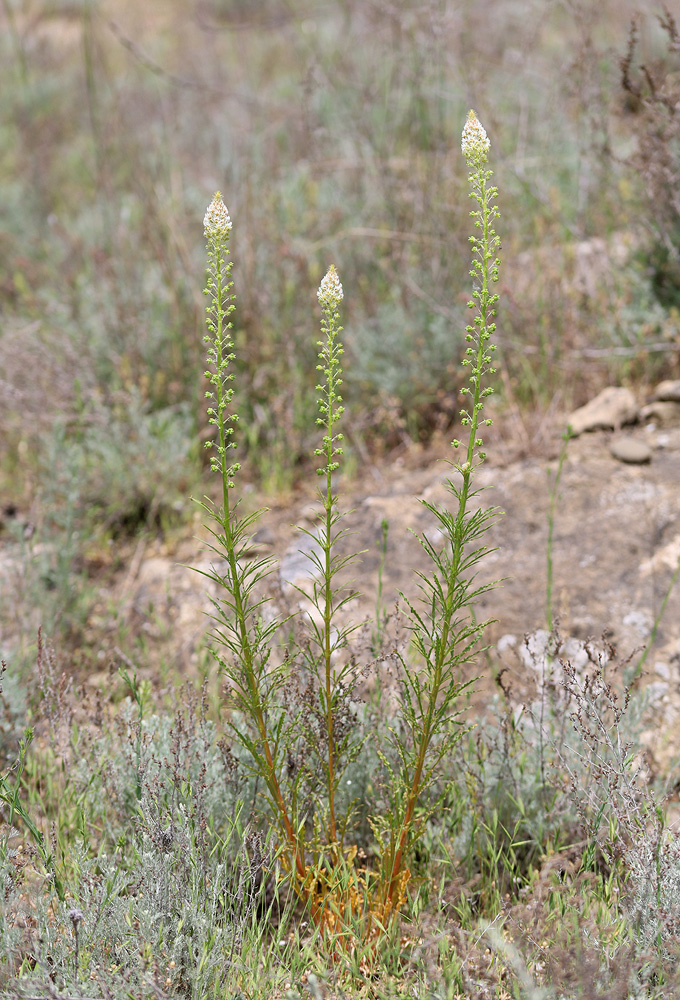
[3,642,680,998]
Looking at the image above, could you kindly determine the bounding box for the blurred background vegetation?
[1,0,680,660]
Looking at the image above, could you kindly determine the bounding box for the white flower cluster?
[203,192,232,235]
[461,110,490,165]
[317,264,343,306]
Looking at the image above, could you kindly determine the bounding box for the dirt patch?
[4,407,680,767]
[67,412,676,757]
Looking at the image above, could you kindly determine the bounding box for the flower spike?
[317,264,344,307]
[203,191,232,236]
[461,110,490,166]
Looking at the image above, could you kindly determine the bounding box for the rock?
[609,437,652,465]
[623,610,652,637]
[497,634,518,655]
[297,502,322,525]
[640,534,680,576]
[567,386,638,436]
[279,533,325,593]
[518,630,609,701]
[646,681,669,704]
[653,379,680,402]
[242,526,275,558]
[639,400,680,425]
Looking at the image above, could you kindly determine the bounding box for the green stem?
[324,464,338,852]
[385,163,495,910]
[212,246,306,885]
[321,308,341,853]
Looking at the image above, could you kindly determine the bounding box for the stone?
[639,400,680,425]
[640,534,680,576]
[242,526,275,558]
[609,437,652,465]
[653,379,680,402]
[517,630,610,702]
[297,502,321,525]
[646,681,669,704]
[279,533,325,593]
[497,634,518,655]
[567,386,638,436]
[623,610,652,637]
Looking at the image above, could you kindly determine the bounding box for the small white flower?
[317,264,343,306]
[203,192,232,235]
[461,110,490,165]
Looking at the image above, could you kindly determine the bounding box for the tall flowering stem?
[200,193,306,887]
[315,265,345,854]
[282,263,373,946]
[458,109,499,478]
[203,193,237,497]
[300,266,362,870]
[379,111,500,919]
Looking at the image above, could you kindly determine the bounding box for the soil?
[3,403,680,772]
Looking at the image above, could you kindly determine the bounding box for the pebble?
[609,437,652,465]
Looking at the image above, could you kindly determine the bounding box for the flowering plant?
[198,109,501,953]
